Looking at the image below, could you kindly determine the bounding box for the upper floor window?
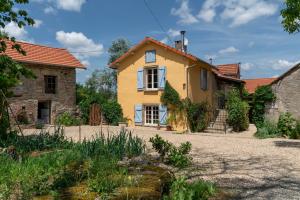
[44,75,57,94]
[200,69,208,91]
[145,50,156,63]
[146,68,158,90]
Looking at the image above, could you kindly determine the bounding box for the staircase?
[205,109,228,133]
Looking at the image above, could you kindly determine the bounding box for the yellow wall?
[117,42,216,130]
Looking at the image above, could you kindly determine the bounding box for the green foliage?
[56,112,80,126]
[149,135,192,168]
[102,100,123,125]
[226,89,250,132]
[0,0,35,138]
[281,0,300,34]
[108,38,131,65]
[165,177,216,200]
[278,112,297,138]
[255,120,280,139]
[161,81,182,108]
[251,85,275,127]
[0,129,145,198]
[185,99,209,132]
[291,121,300,139]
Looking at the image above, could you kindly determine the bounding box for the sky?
[4,0,300,83]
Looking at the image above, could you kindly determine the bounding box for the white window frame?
[145,67,158,90]
[144,105,159,126]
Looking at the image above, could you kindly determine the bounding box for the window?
[44,75,56,94]
[146,68,158,90]
[145,105,159,125]
[145,50,156,63]
[200,69,208,90]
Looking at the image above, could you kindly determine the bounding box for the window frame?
[145,67,158,90]
[200,69,208,91]
[145,50,156,63]
[44,75,57,94]
[144,105,159,126]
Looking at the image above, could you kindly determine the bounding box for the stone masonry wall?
[265,68,300,122]
[9,63,76,125]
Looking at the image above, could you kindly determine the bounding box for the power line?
[143,0,173,44]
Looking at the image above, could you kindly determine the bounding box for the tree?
[85,69,117,99]
[0,0,35,138]
[281,0,300,34]
[108,38,131,65]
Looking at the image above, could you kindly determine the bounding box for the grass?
[255,120,280,139]
[0,128,145,199]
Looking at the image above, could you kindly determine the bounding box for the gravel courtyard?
[24,125,300,200]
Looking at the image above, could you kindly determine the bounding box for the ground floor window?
[145,105,159,125]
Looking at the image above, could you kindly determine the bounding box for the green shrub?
[291,121,300,139]
[226,89,249,132]
[255,120,279,139]
[185,99,209,132]
[277,112,297,138]
[165,177,216,200]
[56,112,80,126]
[101,100,123,125]
[251,85,275,127]
[149,135,192,168]
[161,81,182,108]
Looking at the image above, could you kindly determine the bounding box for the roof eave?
[17,60,86,69]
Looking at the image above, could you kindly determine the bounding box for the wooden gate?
[89,103,102,126]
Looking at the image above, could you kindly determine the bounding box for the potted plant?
[119,117,129,127]
[166,116,174,131]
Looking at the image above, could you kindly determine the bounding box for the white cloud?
[56,31,104,60]
[219,46,239,54]
[161,29,188,45]
[44,6,56,14]
[33,19,43,28]
[171,0,198,25]
[241,63,253,71]
[81,60,90,67]
[1,22,34,42]
[56,0,86,12]
[198,0,278,27]
[271,59,299,70]
[168,29,181,37]
[272,74,279,78]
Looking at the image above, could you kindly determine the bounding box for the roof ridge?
[217,63,240,66]
[243,77,276,80]
[15,40,67,51]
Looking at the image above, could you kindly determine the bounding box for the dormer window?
[145,50,156,63]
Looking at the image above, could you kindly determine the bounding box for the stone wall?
[9,63,76,125]
[265,67,300,122]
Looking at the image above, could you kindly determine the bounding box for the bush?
[56,112,80,126]
[255,120,279,139]
[101,100,123,125]
[226,89,249,132]
[185,99,209,132]
[165,177,216,200]
[149,135,192,168]
[277,112,297,138]
[291,121,300,139]
[251,85,275,127]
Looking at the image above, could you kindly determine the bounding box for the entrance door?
[38,101,51,124]
[144,105,159,126]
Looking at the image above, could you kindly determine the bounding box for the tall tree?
[0,0,35,138]
[281,0,300,34]
[108,38,131,65]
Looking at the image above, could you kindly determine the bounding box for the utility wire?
[143,0,173,44]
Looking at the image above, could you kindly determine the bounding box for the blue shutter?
[137,68,144,90]
[134,104,143,125]
[158,66,166,89]
[145,50,156,63]
[159,105,167,125]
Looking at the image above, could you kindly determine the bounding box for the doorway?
[38,101,51,124]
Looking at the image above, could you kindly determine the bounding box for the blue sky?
[4,0,300,83]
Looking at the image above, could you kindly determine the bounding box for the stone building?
[5,41,85,125]
[265,63,300,121]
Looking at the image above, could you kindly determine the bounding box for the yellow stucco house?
[110,37,243,130]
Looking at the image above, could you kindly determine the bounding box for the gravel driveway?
[24,125,300,200]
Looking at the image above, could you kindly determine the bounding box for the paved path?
[24,125,300,200]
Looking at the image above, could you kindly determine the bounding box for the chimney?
[174,30,187,53]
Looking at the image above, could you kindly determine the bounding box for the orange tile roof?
[217,63,240,77]
[3,41,85,69]
[243,78,277,94]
